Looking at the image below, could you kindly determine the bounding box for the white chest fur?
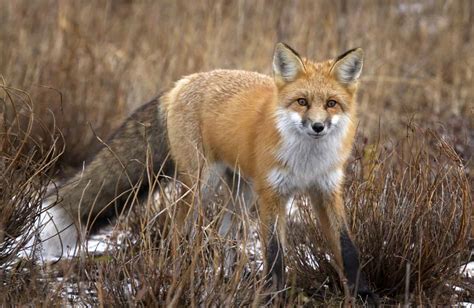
[267,110,350,196]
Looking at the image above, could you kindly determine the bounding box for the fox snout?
[301,115,347,139]
[308,120,330,138]
[311,122,325,133]
[302,118,332,138]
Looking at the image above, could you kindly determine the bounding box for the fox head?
[272,43,363,140]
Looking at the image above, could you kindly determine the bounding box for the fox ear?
[331,48,364,84]
[273,42,305,84]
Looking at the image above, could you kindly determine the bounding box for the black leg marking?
[266,226,285,290]
[340,229,361,287]
[340,230,379,306]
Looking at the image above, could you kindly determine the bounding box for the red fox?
[38,43,375,301]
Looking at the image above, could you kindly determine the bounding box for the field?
[1,0,473,306]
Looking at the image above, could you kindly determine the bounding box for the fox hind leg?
[218,168,255,237]
[174,161,227,235]
[217,169,256,274]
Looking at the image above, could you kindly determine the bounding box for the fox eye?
[297,98,308,106]
[326,100,337,108]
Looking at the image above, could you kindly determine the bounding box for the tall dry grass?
[0,0,472,306]
[1,0,472,169]
[0,85,63,266]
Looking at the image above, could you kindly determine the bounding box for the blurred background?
[1,1,473,305]
[1,0,472,174]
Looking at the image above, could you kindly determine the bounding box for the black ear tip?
[275,42,301,58]
[349,47,364,54]
[336,47,364,62]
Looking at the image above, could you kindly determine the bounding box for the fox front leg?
[257,187,287,291]
[309,189,378,304]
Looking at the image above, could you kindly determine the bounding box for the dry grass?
[0,0,472,306]
[287,126,471,305]
[0,85,63,266]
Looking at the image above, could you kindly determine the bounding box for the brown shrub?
[287,126,472,305]
[0,85,63,267]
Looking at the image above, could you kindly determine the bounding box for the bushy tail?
[38,96,174,259]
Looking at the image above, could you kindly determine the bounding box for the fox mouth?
[307,132,326,139]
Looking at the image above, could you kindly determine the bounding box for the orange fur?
[162,43,372,297]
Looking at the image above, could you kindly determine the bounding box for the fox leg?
[174,171,195,233]
[175,161,226,234]
[218,170,255,272]
[308,188,374,300]
[218,169,254,237]
[257,187,287,290]
[217,170,240,273]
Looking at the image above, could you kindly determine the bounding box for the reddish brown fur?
[161,45,371,298]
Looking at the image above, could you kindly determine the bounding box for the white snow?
[460,261,474,278]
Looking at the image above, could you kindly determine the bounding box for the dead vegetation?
[0,85,63,267]
[0,0,472,306]
[287,126,471,305]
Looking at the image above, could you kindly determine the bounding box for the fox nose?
[312,122,325,133]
